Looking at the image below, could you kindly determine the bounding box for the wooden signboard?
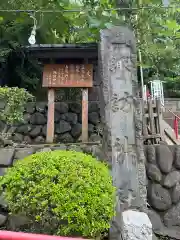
[43,64,93,143]
[43,64,93,88]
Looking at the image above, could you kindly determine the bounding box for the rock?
[30,112,46,125]
[148,209,163,231]
[58,133,74,143]
[164,202,180,227]
[38,147,51,152]
[14,148,34,160]
[0,149,14,166]
[0,195,8,210]
[78,113,82,123]
[156,145,173,173]
[60,112,78,125]
[26,102,35,114]
[89,133,102,142]
[16,125,31,134]
[88,124,95,133]
[94,123,103,136]
[13,133,23,142]
[36,102,47,113]
[0,102,5,110]
[55,102,68,113]
[23,136,32,144]
[88,102,99,113]
[29,126,42,138]
[122,210,152,240]
[0,121,6,132]
[69,102,81,113]
[34,136,45,143]
[54,111,61,123]
[8,214,30,230]
[42,125,47,137]
[23,113,31,124]
[71,123,82,138]
[174,146,180,169]
[163,170,180,188]
[148,184,171,211]
[88,112,100,125]
[146,164,162,183]
[146,145,156,164]
[0,168,7,176]
[7,126,17,135]
[51,144,67,151]
[0,214,7,226]
[171,183,180,204]
[91,145,105,160]
[68,145,83,152]
[55,120,71,134]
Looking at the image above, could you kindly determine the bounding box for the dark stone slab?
[14,148,34,160]
[0,149,15,166]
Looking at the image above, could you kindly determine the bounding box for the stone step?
[163,111,180,118]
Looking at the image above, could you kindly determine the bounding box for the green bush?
[0,150,115,237]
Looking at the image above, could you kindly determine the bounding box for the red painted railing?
[0,231,85,240]
[162,105,180,140]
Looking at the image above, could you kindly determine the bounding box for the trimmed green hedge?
[0,150,115,237]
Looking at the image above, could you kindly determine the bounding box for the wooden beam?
[46,88,55,143]
[82,88,88,142]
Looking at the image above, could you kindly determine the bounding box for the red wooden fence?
[0,231,85,240]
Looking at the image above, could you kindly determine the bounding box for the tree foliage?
[0,0,180,96]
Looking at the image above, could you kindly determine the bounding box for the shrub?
[0,150,115,237]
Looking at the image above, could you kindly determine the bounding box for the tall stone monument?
[98,26,150,239]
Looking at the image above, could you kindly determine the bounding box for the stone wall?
[0,143,104,230]
[0,101,102,144]
[145,143,180,239]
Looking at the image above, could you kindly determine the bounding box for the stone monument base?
[122,210,152,240]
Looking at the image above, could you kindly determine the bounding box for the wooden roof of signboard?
[25,43,98,60]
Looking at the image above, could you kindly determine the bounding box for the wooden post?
[148,99,155,134]
[82,88,88,142]
[46,88,55,143]
[156,99,164,140]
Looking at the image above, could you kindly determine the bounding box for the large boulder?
[145,145,156,164]
[71,123,82,138]
[146,164,162,183]
[174,146,180,169]
[164,202,180,227]
[148,209,163,232]
[69,103,81,114]
[30,112,46,125]
[172,183,180,204]
[163,171,180,188]
[60,112,78,125]
[55,102,68,113]
[148,184,171,211]
[156,145,173,173]
[29,126,42,138]
[88,112,100,125]
[55,120,71,134]
[25,102,35,114]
